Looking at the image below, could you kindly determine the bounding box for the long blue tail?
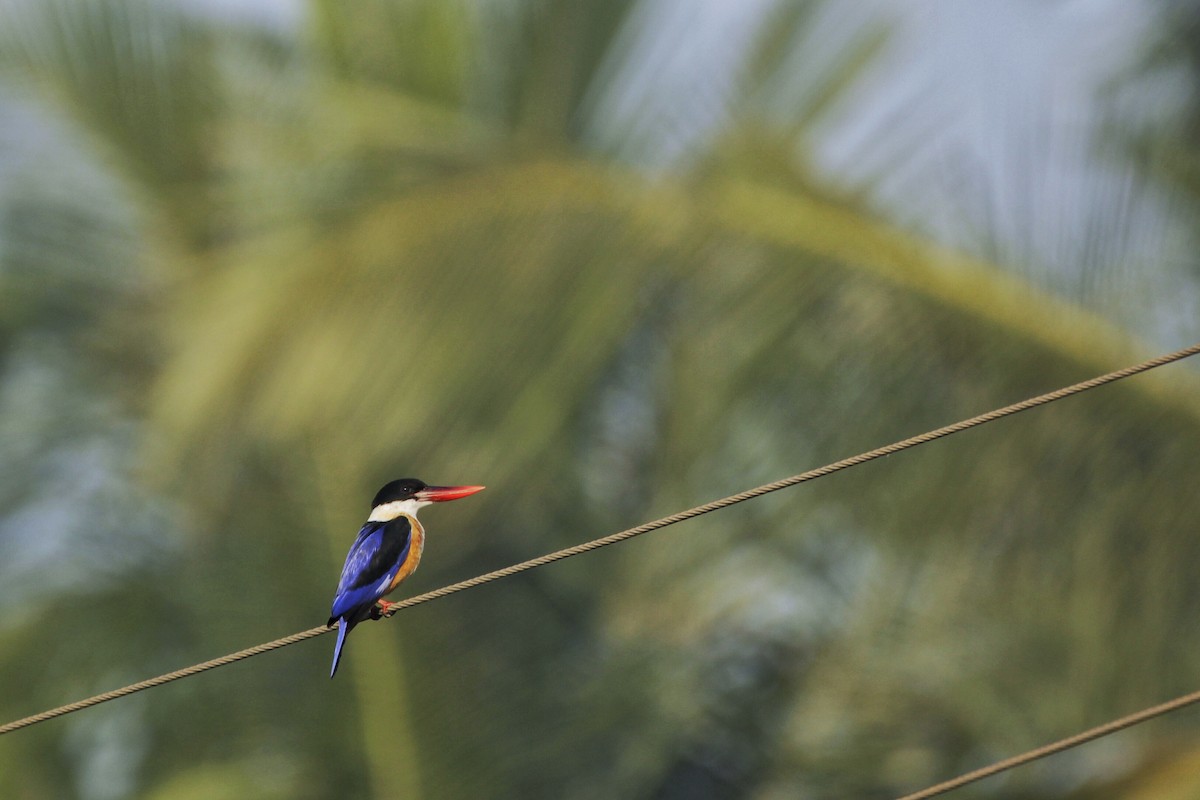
[330,617,353,678]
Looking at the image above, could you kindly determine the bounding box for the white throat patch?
[368,497,431,522]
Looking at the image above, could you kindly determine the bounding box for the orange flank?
[385,514,426,594]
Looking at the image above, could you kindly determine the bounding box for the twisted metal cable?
[0,626,332,735]
[895,688,1200,799]
[1,341,1197,739]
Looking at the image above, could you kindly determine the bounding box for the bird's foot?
[370,600,401,620]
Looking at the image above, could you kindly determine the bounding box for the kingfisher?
[328,478,484,678]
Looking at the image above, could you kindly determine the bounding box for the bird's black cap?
[371,478,427,509]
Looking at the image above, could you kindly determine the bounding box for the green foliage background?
[0,1,1198,798]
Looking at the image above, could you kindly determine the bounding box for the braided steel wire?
[1,341,1197,740]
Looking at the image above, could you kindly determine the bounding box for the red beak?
[416,485,486,502]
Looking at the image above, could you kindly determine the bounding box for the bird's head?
[368,478,485,522]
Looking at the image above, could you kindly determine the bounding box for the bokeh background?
[0,0,1199,797]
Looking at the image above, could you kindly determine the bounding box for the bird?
[328,478,484,678]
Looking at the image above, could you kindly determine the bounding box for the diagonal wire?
[894,687,1200,800]
[1,341,1198,738]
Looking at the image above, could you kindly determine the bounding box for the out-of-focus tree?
[0,2,1198,799]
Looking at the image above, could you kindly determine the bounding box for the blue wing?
[329,518,413,622]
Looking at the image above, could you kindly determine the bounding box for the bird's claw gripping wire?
[370,600,401,620]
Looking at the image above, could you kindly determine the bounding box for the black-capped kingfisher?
[328,478,484,678]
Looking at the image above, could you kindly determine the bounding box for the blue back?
[330,517,413,620]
